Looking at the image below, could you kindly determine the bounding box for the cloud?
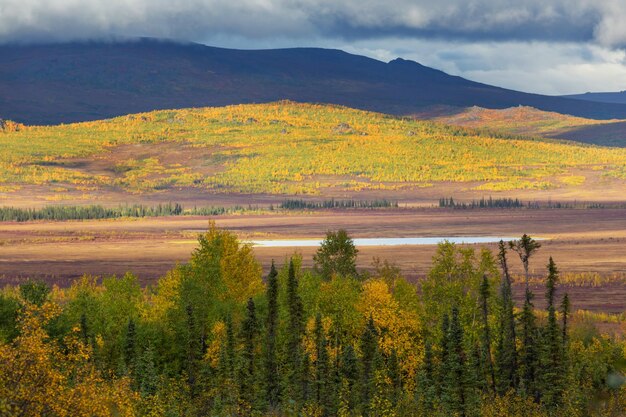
[1,0,625,95]
[0,0,625,48]
[337,38,626,95]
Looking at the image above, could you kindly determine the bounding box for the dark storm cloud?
[2,0,625,95]
[1,0,626,47]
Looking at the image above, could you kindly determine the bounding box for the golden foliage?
[0,302,138,417]
[0,102,624,194]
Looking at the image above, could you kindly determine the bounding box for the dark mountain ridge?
[3,38,626,125]
[564,91,626,105]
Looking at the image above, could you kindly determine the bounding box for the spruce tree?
[479,275,496,394]
[239,298,259,414]
[300,352,312,404]
[560,292,570,347]
[124,318,137,372]
[441,307,467,417]
[137,345,159,396]
[360,315,379,417]
[339,344,359,411]
[314,313,333,416]
[416,340,436,413]
[538,257,564,409]
[438,313,450,392]
[219,313,237,410]
[387,348,402,408]
[186,305,200,396]
[495,241,517,394]
[264,261,280,409]
[519,288,539,400]
[285,258,305,404]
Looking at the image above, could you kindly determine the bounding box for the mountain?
[3,38,626,125]
[564,91,626,105]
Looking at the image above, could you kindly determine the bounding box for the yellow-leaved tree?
[0,302,137,417]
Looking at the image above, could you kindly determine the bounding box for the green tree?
[387,348,401,408]
[239,298,259,414]
[124,318,137,373]
[479,275,496,394]
[285,258,305,404]
[314,313,334,416]
[560,292,570,347]
[441,306,468,417]
[0,294,20,342]
[264,262,281,410]
[19,280,50,306]
[137,344,159,396]
[360,315,379,417]
[495,241,517,394]
[538,257,564,409]
[314,229,358,279]
[416,340,436,414]
[339,343,359,411]
[518,289,539,400]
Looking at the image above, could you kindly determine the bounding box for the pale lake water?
[247,236,520,247]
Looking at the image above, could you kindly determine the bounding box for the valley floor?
[1,207,624,313]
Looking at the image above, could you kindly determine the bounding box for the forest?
[0,224,623,417]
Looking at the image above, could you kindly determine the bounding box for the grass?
[1,101,625,195]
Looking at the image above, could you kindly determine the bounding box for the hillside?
[4,39,626,124]
[428,106,626,147]
[565,91,626,104]
[1,102,625,202]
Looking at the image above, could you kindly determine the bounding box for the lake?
[247,236,522,247]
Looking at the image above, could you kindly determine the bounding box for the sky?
[1,0,626,95]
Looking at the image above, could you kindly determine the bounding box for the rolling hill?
[428,106,626,147]
[1,102,624,201]
[4,38,626,125]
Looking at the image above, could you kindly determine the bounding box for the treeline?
[0,229,623,416]
[279,198,399,210]
[439,197,626,209]
[439,197,524,209]
[0,203,260,222]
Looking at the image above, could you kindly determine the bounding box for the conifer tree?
[314,313,333,416]
[560,293,570,347]
[495,241,517,394]
[137,345,159,397]
[441,307,468,417]
[519,289,539,400]
[219,313,237,410]
[539,257,564,409]
[239,298,259,414]
[416,340,436,413]
[185,305,200,396]
[285,258,305,403]
[438,313,450,391]
[339,344,359,411]
[479,275,496,394]
[300,352,312,404]
[360,315,379,417]
[264,261,280,409]
[387,348,402,408]
[124,318,136,372]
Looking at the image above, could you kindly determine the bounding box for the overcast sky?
[1,0,626,95]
